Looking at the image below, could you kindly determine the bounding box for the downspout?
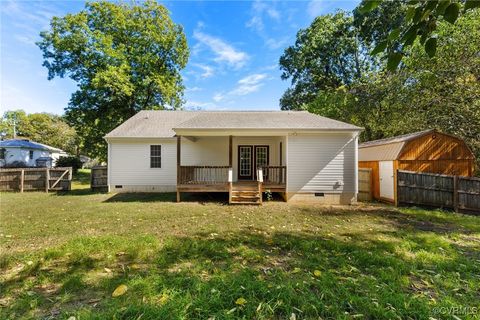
[107,140,111,193]
[354,132,359,203]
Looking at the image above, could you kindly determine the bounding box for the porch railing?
[178,166,231,184]
[262,166,287,185]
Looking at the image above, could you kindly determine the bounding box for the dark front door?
[238,145,270,180]
[238,146,253,180]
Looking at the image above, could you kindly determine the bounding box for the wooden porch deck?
[176,166,286,204]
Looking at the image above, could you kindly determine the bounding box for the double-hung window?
[150,145,161,168]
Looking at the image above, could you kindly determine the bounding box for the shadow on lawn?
[2,222,479,319]
[298,205,479,235]
[103,192,232,203]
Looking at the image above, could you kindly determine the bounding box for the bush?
[56,156,82,173]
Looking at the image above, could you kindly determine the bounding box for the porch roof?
[105,110,361,139]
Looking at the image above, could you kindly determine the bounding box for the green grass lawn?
[1,172,479,319]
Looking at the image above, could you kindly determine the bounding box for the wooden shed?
[358,129,476,203]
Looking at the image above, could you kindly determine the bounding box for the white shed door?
[379,161,394,200]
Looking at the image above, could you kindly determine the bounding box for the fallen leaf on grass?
[292,267,301,274]
[112,284,128,297]
[235,297,247,306]
[314,270,322,277]
[158,293,168,305]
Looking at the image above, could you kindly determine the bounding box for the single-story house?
[105,110,362,204]
[359,129,476,203]
[37,142,69,165]
[0,139,68,168]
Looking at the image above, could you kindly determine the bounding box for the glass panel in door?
[238,146,253,180]
[255,146,269,180]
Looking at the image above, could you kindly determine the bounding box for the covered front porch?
[176,135,287,204]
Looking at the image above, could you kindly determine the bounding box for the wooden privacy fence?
[91,166,108,191]
[358,168,373,201]
[397,170,480,214]
[0,167,72,192]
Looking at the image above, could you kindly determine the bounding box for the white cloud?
[238,73,267,85]
[192,63,214,79]
[246,0,280,33]
[14,34,37,46]
[185,86,202,93]
[1,0,59,29]
[307,0,327,18]
[230,73,267,96]
[265,37,290,50]
[184,100,227,110]
[193,31,249,69]
[213,93,226,102]
[261,64,279,71]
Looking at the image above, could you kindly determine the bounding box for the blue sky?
[0,0,359,115]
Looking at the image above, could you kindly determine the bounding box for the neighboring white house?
[104,111,362,204]
[0,139,67,168]
[36,142,69,165]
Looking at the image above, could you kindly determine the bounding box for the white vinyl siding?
[0,148,50,167]
[287,133,356,193]
[181,136,229,166]
[109,139,177,187]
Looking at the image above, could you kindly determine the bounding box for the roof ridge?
[138,110,308,113]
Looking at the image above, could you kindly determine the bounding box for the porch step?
[231,195,260,201]
[230,198,261,204]
[230,192,261,204]
[231,191,258,196]
[232,186,258,191]
[230,182,262,205]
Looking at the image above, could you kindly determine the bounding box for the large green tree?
[37,0,189,160]
[301,11,480,167]
[279,2,405,110]
[357,0,480,70]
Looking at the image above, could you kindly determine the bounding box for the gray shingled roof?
[359,129,435,148]
[105,111,199,138]
[105,110,361,138]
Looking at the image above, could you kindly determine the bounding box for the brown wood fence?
[397,170,479,214]
[358,168,373,201]
[91,166,108,191]
[0,167,72,192]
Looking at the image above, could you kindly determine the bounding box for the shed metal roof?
[359,129,434,148]
[105,110,362,138]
